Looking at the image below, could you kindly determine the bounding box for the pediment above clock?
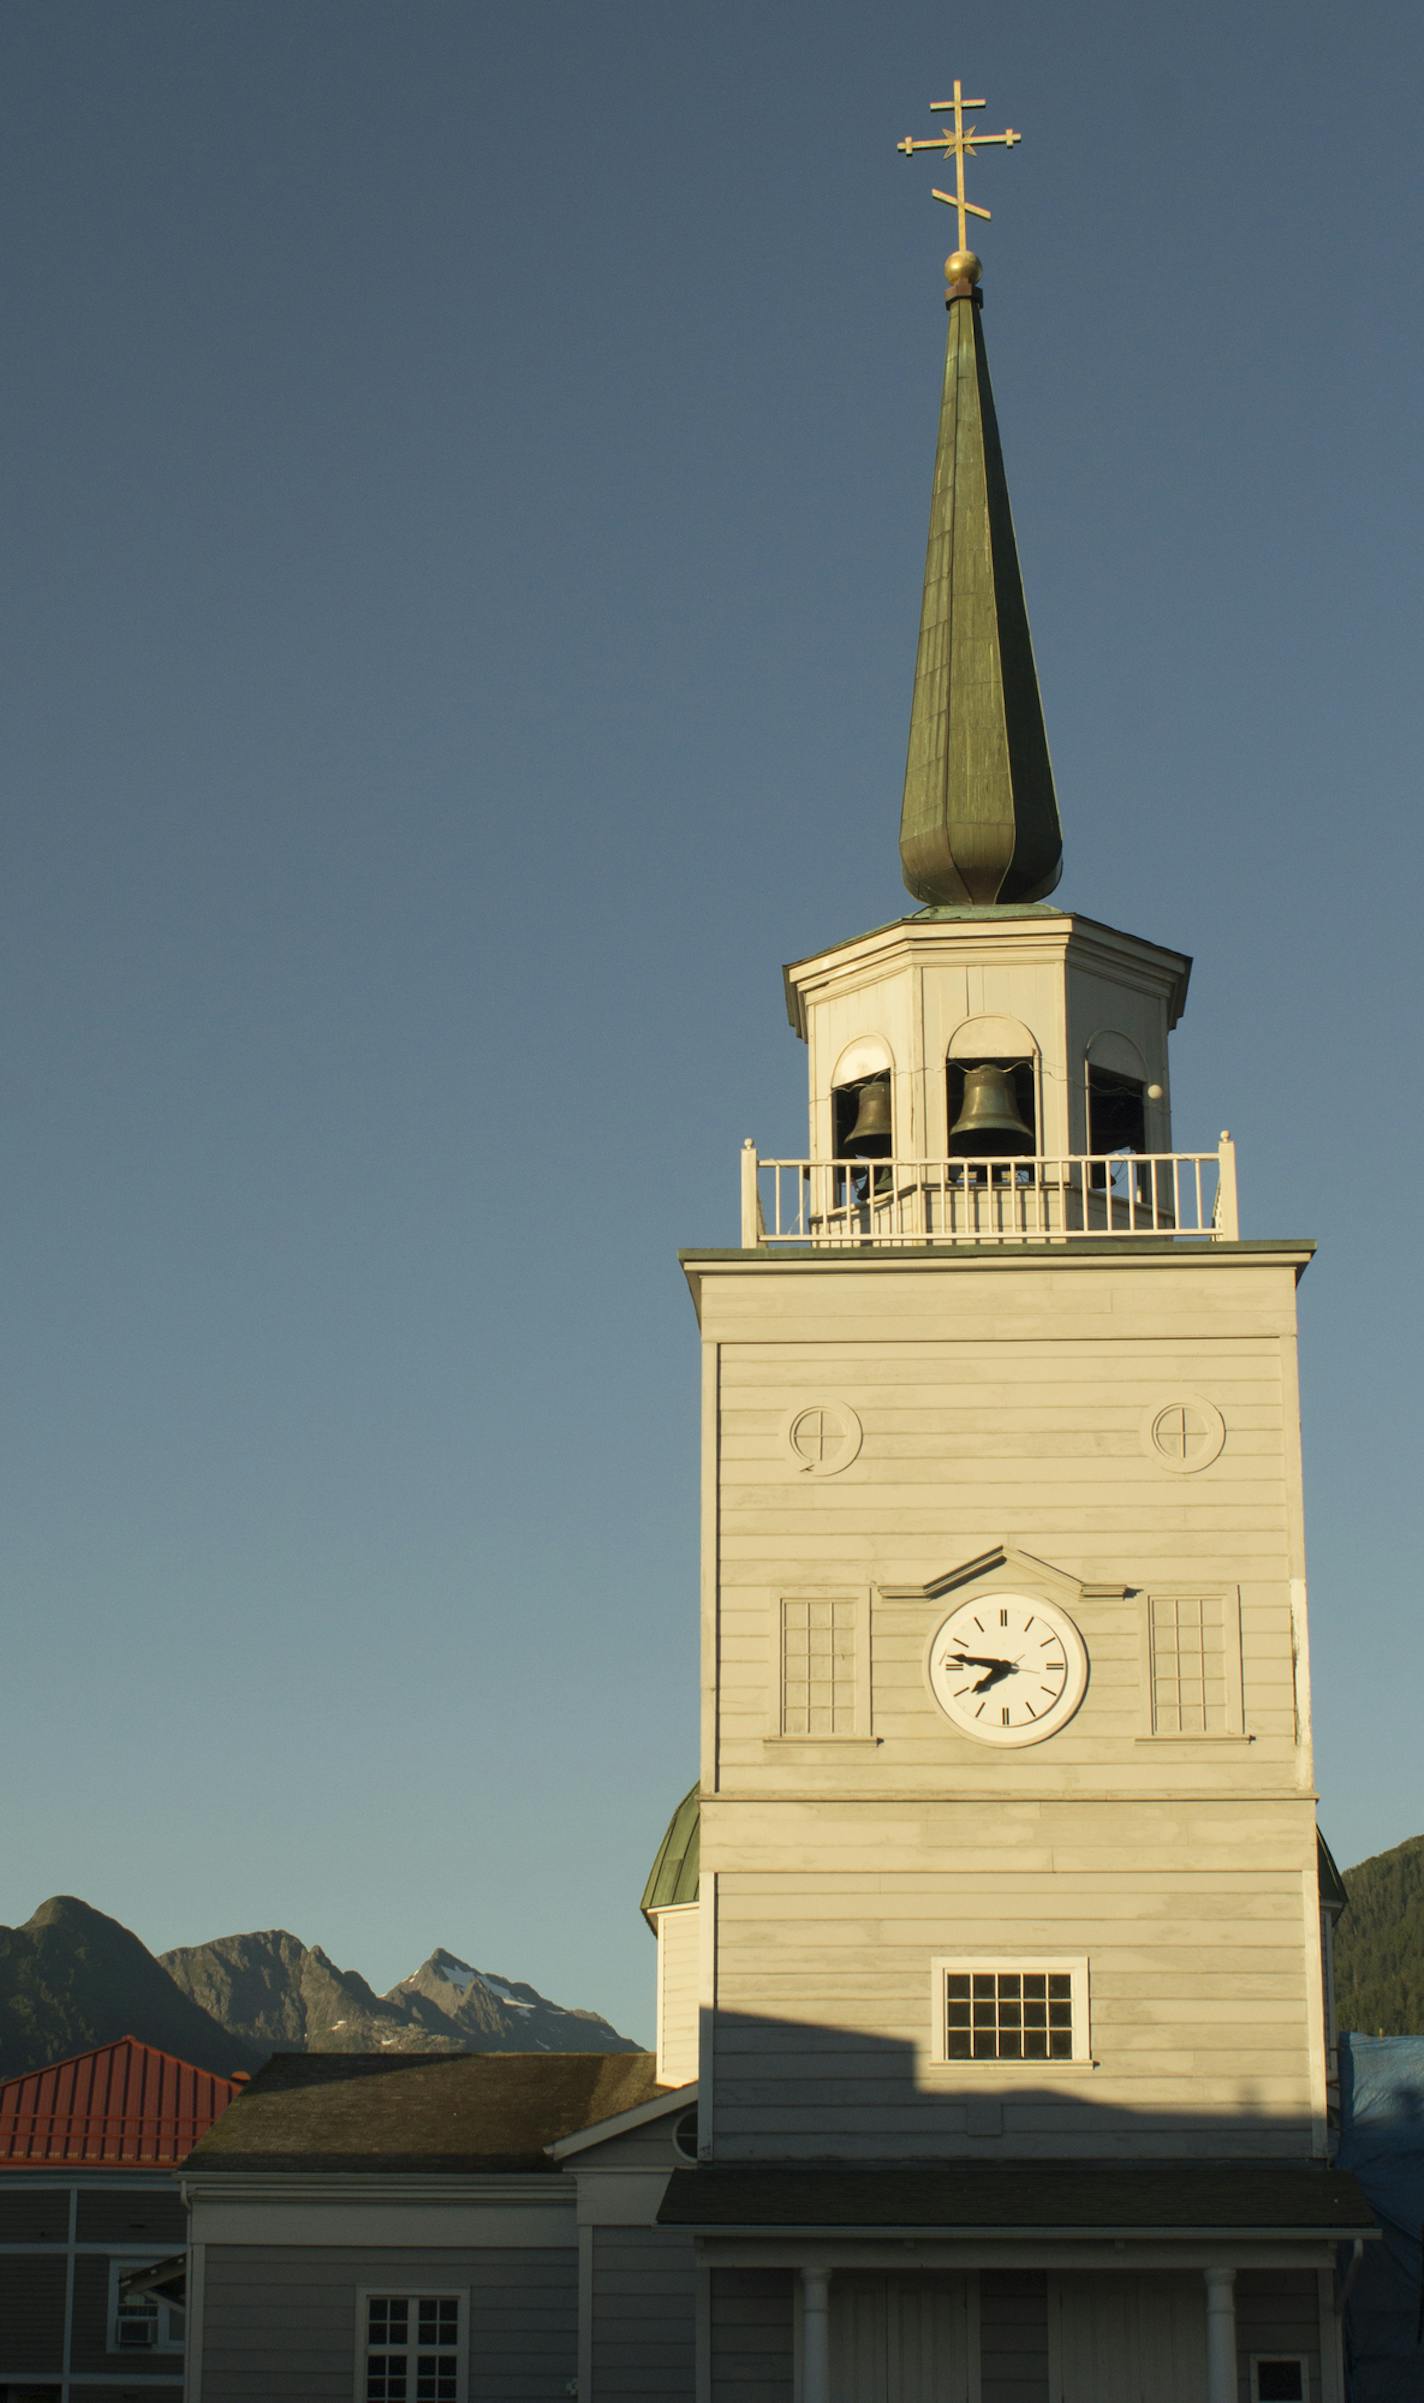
[877,1543,1128,1609]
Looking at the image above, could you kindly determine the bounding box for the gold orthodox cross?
[896,78,1021,254]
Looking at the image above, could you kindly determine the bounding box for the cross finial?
[896,78,1021,271]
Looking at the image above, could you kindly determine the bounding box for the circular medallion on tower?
[1142,1395,1226,1474]
[782,1402,863,1478]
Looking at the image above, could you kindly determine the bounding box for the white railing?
[740,1134,1240,1248]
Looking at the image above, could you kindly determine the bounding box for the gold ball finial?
[945,249,982,288]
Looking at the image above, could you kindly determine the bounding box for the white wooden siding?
[710,1303,1307,1797]
[1235,2269,1322,2403]
[709,2268,794,2401]
[199,2244,576,2403]
[590,2225,695,2401]
[657,1905,701,2089]
[704,1823,1319,2155]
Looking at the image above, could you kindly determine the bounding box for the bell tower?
[665,83,1363,2403]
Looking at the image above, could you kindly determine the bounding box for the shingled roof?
[185,2050,665,2174]
[660,2160,1377,2238]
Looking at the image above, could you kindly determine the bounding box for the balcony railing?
[740,1136,1239,1248]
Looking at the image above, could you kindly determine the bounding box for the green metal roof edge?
[1317,1827,1348,1917]
[641,1786,700,1925]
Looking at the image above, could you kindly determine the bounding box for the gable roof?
[0,2035,243,2168]
[185,2050,666,2174]
[548,2080,697,2160]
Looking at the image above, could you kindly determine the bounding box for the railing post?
[1215,1130,1240,1241]
[740,1140,760,1247]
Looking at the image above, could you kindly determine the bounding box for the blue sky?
[2,1,1420,2044]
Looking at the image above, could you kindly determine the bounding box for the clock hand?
[947,1652,1020,1693]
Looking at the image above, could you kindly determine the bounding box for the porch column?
[801,2264,831,2403]
[1204,2265,1237,2403]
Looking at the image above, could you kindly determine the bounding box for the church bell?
[841,1076,893,1158]
[950,1063,1035,1157]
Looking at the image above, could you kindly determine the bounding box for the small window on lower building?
[361,2293,464,2403]
[1252,2359,1307,2403]
[932,1956,1089,2063]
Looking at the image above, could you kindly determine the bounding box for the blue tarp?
[1338,2034,1424,2402]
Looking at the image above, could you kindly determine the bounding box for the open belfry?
[649,75,1374,2403]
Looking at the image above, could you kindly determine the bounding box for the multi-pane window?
[1148,1591,1241,1734]
[363,2295,462,2403]
[933,1958,1088,2064]
[781,1595,857,1735]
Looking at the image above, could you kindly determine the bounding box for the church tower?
[658,81,1371,2403]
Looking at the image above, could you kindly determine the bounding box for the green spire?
[899,270,1062,908]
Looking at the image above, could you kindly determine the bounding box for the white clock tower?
[654,107,1371,2403]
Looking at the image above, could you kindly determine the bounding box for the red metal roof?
[0,2036,243,2167]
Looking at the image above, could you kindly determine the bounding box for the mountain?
[160,1931,639,2057]
[0,1901,640,2081]
[0,1897,259,2080]
[392,1947,638,2054]
[1336,1834,1424,2037]
[159,1929,451,2055]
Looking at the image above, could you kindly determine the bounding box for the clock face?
[927,1592,1088,1748]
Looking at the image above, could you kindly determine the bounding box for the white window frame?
[930,1955,1091,2066]
[107,2257,185,2355]
[355,2288,467,2403]
[767,1585,872,1741]
[1250,2355,1309,2403]
[1141,1586,1245,1737]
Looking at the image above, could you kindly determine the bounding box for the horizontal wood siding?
[72,2251,130,2373]
[659,1905,700,2088]
[71,2386,179,2401]
[710,2267,794,2402]
[573,2117,682,2168]
[0,2252,66,2370]
[201,2243,576,2403]
[982,2269,1049,2403]
[707,1835,1319,2154]
[591,2225,695,2399]
[76,2185,186,2244]
[1235,2268,1321,2401]
[704,1255,1308,1803]
[0,2186,70,2241]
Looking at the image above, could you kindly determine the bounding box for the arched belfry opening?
[1086,1030,1149,1149]
[946,1015,1040,1161]
[831,1038,895,1161]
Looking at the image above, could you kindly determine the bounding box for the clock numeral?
[1001,1706,1010,1724]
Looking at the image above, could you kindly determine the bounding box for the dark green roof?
[184,2050,664,2174]
[641,1786,699,1925]
[660,2160,1375,2237]
[900,287,1062,908]
[1318,1828,1349,1917]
